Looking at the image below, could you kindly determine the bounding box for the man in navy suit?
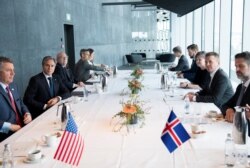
[0,56,32,142]
[24,56,71,119]
[185,52,234,110]
[222,52,250,122]
[54,51,84,91]
[169,46,189,71]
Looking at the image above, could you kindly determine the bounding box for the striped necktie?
[6,86,22,126]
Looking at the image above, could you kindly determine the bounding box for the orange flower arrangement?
[111,95,150,132]
[122,104,137,114]
[128,79,143,94]
[131,66,143,79]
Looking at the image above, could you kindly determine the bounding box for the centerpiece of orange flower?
[130,66,143,79]
[111,95,150,132]
[128,79,143,94]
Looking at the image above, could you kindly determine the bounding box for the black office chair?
[125,54,143,65]
[158,53,176,67]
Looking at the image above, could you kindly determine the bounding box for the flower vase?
[131,89,139,95]
[127,114,138,125]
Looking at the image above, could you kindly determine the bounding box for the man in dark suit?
[177,44,199,82]
[185,52,234,110]
[0,56,32,142]
[75,49,105,83]
[54,51,84,91]
[169,46,189,71]
[222,52,250,122]
[24,56,71,119]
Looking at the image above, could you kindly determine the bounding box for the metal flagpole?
[173,151,175,168]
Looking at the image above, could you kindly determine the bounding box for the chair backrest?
[159,53,176,63]
[132,52,146,59]
[126,55,133,63]
[126,54,143,64]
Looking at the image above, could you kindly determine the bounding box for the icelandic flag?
[161,110,190,153]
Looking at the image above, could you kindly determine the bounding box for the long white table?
[0,70,233,168]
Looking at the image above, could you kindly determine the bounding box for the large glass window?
[243,0,250,51]
[213,0,220,53]
[186,13,193,46]
[219,0,232,75]
[230,0,243,81]
[193,8,202,48]
[204,2,214,51]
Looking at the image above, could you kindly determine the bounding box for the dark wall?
[0,0,133,95]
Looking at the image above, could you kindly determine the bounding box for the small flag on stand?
[161,110,190,153]
[54,112,84,166]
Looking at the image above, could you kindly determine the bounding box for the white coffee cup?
[191,124,200,133]
[42,134,57,147]
[28,149,42,161]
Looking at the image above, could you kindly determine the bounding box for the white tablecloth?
[0,70,232,168]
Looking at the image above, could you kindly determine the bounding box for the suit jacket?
[0,83,28,141]
[182,59,198,82]
[169,55,189,71]
[74,59,105,82]
[23,72,71,118]
[221,83,250,116]
[196,68,234,110]
[192,68,209,89]
[54,63,76,91]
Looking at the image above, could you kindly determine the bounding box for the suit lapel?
[0,86,14,110]
[210,69,220,89]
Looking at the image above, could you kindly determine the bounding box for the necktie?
[236,84,246,106]
[48,77,54,97]
[6,86,22,126]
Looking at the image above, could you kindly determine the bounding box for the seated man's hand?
[225,108,235,123]
[180,82,188,88]
[10,124,21,132]
[47,97,60,108]
[184,92,196,101]
[23,113,32,124]
[246,104,250,120]
[77,82,84,87]
[177,73,184,78]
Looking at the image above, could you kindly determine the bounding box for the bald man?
[54,51,84,91]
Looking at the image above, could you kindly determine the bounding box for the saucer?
[23,154,45,164]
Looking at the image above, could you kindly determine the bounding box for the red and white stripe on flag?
[54,131,84,166]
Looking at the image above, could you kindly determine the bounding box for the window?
[230,0,243,81]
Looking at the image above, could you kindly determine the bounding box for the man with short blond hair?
[185,52,234,110]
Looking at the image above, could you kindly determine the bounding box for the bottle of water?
[225,133,235,167]
[184,96,190,114]
[2,144,14,168]
[83,86,88,102]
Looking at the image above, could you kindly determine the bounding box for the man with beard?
[222,51,250,122]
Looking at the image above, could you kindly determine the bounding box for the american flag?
[54,112,84,166]
[161,110,190,153]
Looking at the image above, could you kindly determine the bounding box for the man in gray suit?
[185,52,234,110]
[75,49,105,83]
[0,56,32,142]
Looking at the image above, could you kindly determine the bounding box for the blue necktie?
[48,77,54,97]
